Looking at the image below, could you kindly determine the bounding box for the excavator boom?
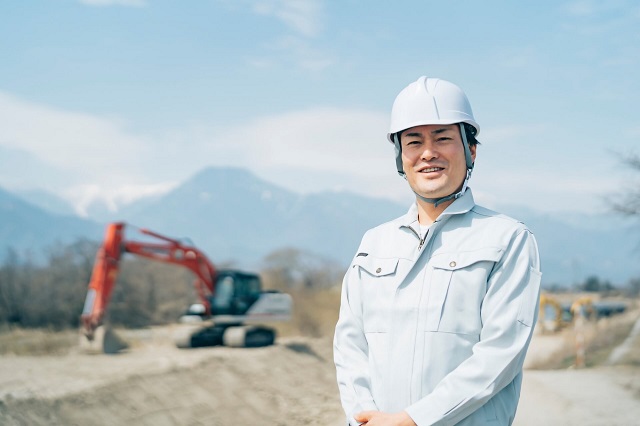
[81,223,125,339]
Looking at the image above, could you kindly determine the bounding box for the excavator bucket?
[79,325,129,354]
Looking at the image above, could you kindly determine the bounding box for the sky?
[1,0,639,217]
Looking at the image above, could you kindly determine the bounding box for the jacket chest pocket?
[425,247,503,335]
[352,255,400,333]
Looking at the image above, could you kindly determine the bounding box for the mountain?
[14,189,77,217]
[0,186,103,259]
[107,166,640,285]
[4,167,639,286]
[110,167,405,267]
[502,207,639,287]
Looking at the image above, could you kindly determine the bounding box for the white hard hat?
[387,76,479,142]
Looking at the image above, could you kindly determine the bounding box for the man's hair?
[462,123,480,146]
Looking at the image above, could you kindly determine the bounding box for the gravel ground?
[1,313,639,426]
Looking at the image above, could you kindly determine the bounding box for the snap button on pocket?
[352,256,399,277]
[449,261,456,268]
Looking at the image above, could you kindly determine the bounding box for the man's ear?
[470,143,477,162]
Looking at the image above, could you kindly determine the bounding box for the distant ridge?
[0,186,102,257]
[115,166,405,267]
[4,167,640,286]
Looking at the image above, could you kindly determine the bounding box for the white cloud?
[0,92,149,183]
[251,0,324,37]
[0,92,166,213]
[480,124,549,146]
[245,35,336,72]
[474,167,619,214]
[627,126,640,138]
[3,92,617,215]
[467,122,631,214]
[494,46,540,69]
[265,35,336,71]
[563,0,639,18]
[218,107,389,168]
[78,0,147,7]
[561,1,640,36]
[184,106,409,202]
[0,92,406,211]
[241,0,333,72]
[564,0,597,16]
[225,0,332,71]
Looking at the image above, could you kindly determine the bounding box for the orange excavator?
[80,222,292,354]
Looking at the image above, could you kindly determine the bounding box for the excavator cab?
[182,270,291,323]
[211,271,261,316]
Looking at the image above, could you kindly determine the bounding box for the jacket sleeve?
[334,251,379,425]
[405,228,542,425]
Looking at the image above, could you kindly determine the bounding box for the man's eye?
[437,137,452,142]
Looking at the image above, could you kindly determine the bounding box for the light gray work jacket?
[334,189,541,426]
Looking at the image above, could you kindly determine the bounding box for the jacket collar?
[397,187,476,229]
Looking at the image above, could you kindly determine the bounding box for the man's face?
[400,124,476,202]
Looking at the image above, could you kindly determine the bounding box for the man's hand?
[354,410,416,426]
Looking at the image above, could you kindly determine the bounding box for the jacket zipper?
[406,226,428,251]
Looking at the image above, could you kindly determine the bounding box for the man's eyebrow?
[430,127,453,135]
[404,127,453,138]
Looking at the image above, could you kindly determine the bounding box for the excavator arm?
[80,223,124,340]
[80,222,216,343]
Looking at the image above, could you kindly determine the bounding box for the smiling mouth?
[419,167,444,173]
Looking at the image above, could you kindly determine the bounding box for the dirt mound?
[0,332,344,426]
[2,318,640,425]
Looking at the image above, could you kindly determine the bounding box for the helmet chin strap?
[394,123,474,208]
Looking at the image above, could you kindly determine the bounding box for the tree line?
[543,274,640,296]
[0,241,344,336]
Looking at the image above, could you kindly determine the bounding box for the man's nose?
[420,143,438,161]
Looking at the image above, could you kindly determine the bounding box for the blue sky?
[1,0,639,216]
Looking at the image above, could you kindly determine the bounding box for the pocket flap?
[431,247,503,271]
[353,256,399,277]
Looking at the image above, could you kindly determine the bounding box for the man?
[333,76,542,426]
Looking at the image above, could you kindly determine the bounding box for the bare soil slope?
[0,328,344,426]
[1,317,640,426]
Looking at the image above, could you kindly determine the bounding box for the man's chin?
[410,186,449,200]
